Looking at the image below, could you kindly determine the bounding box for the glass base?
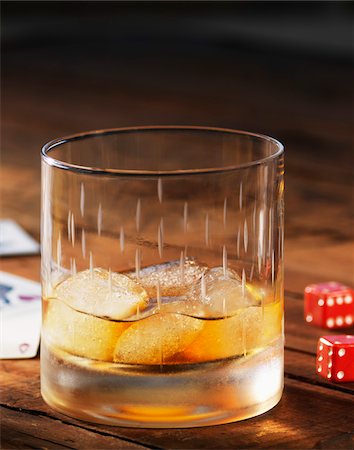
[41,339,284,428]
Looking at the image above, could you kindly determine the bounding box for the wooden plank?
[1,376,353,449]
[1,351,354,448]
[115,380,354,450]
[2,38,353,448]
[0,165,41,241]
[285,240,354,293]
[285,348,354,394]
[285,266,354,300]
[0,255,41,282]
[284,294,354,355]
[1,407,150,450]
[2,347,353,411]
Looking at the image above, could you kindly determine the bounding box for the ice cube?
[113,312,203,364]
[158,299,212,318]
[43,298,129,361]
[188,267,258,317]
[128,258,206,298]
[43,268,148,361]
[55,268,149,320]
[179,301,283,363]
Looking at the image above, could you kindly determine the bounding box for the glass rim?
[41,125,284,177]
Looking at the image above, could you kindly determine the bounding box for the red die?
[304,281,354,329]
[316,335,354,382]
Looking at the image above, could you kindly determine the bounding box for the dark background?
[2,1,353,168]
[1,1,353,268]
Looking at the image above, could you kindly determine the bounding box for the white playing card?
[0,219,40,256]
[0,271,41,359]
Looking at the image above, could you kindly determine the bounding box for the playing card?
[0,219,40,256]
[0,271,41,359]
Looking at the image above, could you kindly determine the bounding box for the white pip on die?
[316,335,354,382]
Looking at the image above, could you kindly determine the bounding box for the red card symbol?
[19,343,29,354]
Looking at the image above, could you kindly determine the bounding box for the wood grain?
[1,372,353,450]
[1,17,354,448]
[1,407,149,450]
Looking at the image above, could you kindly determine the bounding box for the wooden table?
[1,24,354,448]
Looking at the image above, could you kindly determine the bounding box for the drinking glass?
[41,126,284,427]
